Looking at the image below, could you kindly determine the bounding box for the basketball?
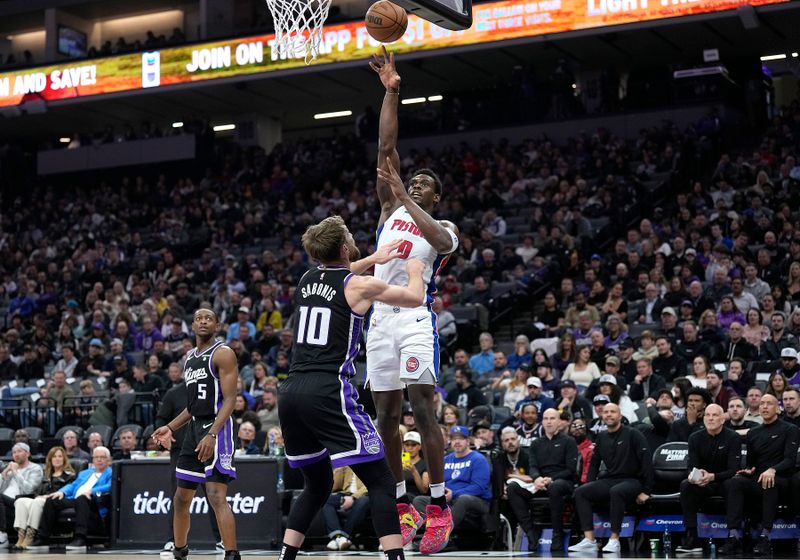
[365,1,408,43]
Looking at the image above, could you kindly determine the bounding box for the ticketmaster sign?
[112,458,280,547]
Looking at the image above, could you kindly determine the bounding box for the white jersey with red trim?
[374,207,452,309]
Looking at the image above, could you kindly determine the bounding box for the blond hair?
[302,215,347,263]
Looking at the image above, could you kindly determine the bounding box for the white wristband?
[443,228,459,254]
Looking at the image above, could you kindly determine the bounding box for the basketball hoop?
[265,0,332,64]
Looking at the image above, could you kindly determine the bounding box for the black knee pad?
[302,459,334,497]
[352,459,400,538]
[286,458,334,535]
[352,459,396,495]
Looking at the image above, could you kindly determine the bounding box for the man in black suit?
[675,321,711,363]
[657,308,681,343]
[633,283,664,324]
[628,358,666,401]
[717,322,757,363]
[618,339,638,384]
[508,409,577,551]
[721,394,799,556]
[651,336,687,382]
[686,280,714,318]
[676,404,740,554]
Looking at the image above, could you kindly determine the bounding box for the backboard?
[391,0,472,30]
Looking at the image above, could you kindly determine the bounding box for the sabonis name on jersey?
[300,282,337,301]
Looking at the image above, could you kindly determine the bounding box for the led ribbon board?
[0,0,787,108]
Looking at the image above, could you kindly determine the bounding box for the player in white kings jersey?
[368,47,460,554]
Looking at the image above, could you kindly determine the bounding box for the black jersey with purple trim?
[183,339,226,417]
[290,267,363,378]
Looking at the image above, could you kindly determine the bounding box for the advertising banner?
[520,528,572,552]
[637,514,685,533]
[592,514,635,538]
[697,514,800,539]
[0,0,787,108]
[696,514,728,539]
[113,458,280,547]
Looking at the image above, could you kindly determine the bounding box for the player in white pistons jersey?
[369,205,449,387]
[367,46,460,554]
[374,207,443,301]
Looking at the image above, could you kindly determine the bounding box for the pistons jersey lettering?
[387,218,424,238]
[374,207,454,307]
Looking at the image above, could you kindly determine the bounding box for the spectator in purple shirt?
[604,315,629,350]
[716,296,745,330]
[134,316,163,352]
[9,288,35,319]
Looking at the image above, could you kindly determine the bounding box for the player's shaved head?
[705,404,723,415]
[704,403,725,433]
[762,393,779,405]
[602,403,622,430]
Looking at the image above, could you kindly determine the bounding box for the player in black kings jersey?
[278,215,423,560]
[152,308,240,560]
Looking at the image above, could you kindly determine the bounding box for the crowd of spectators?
[0,429,118,551]
[2,28,187,70]
[53,116,214,151]
[89,28,187,58]
[0,83,799,551]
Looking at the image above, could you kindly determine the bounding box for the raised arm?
[346,259,425,315]
[369,46,402,225]
[377,157,460,254]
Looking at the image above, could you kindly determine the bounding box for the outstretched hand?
[377,156,407,201]
[369,45,401,90]
[372,239,404,264]
[151,426,175,450]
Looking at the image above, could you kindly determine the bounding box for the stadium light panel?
[427,95,443,102]
[172,121,184,128]
[313,110,352,120]
[212,124,236,132]
[59,137,70,143]
[401,97,427,105]
[759,54,786,61]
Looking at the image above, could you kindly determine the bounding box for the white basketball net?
[265,0,333,64]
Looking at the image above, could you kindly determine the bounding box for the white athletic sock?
[430,482,445,498]
[396,481,407,500]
